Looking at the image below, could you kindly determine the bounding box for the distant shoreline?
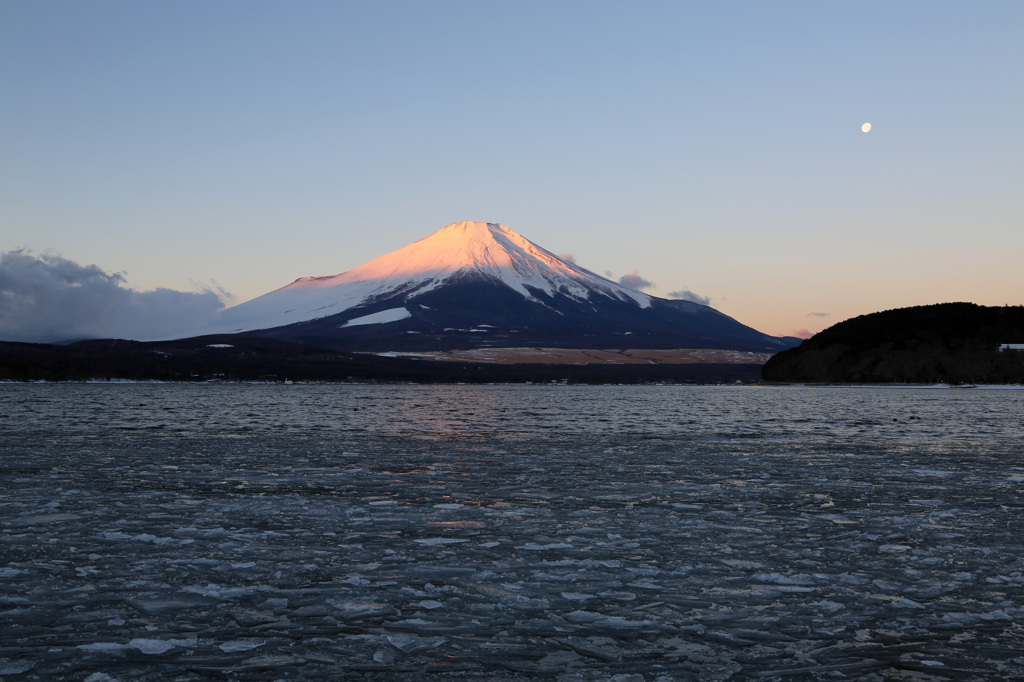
[0,337,765,385]
[5,378,1022,389]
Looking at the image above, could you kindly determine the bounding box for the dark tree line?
[763,303,1024,384]
[0,335,762,385]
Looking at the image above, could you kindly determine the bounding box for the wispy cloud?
[618,271,654,290]
[806,312,830,318]
[557,253,576,264]
[0,250,227,343]
[668,289,711,306]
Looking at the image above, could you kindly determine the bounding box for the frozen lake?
[2,384,1024,680]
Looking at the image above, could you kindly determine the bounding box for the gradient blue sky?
[2,1,1022,339]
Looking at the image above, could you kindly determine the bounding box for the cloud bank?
[618,271,654,290]
[0,250,227,343]
[668,289,711,306]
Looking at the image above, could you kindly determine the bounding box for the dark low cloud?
[806,312,830,318]
[668,289,711,306]
[618,271,654,290]
[0,250,227,343]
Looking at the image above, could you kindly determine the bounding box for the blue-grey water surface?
[1,384,1023,680]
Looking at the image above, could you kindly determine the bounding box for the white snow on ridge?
[341,308,412,328]
[202,222,652,334]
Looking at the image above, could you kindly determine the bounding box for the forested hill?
[762,303,1024,384]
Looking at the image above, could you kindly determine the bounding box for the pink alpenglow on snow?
[206,222,651,334]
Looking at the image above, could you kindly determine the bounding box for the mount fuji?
[202,221,792,352]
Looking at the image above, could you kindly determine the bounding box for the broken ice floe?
[4,384,1024,678]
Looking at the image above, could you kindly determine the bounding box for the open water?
[1,383,1023,680]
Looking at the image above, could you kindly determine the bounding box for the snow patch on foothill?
[341,308,412,328]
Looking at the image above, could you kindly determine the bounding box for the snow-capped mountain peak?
[213,222,650,333]
[290,221,647,304]
[188,220,788,353]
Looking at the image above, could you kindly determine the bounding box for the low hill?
[762,303,1024,384]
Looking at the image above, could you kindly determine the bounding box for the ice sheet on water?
[565,610,604,623]
[386,634,446,652]
[77,643,130,653]
[218,639,265,653]
[980,609,1017,621]
[879,544,913,553]
[326,599,392,618]
[753,572,817,585]
[181,583,261,599]
[561,592,595,601]
[98,531,133,541]
[0,660,35,675]
[128,638,190,654]
[3,512,80,526]
[519,542,573,550]
[5,384,1024,679]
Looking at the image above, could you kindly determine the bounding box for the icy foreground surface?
[2,384,1024,680]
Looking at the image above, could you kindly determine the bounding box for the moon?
[861,122,872,133]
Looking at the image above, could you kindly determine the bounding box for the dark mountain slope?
[253,275,787,352]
